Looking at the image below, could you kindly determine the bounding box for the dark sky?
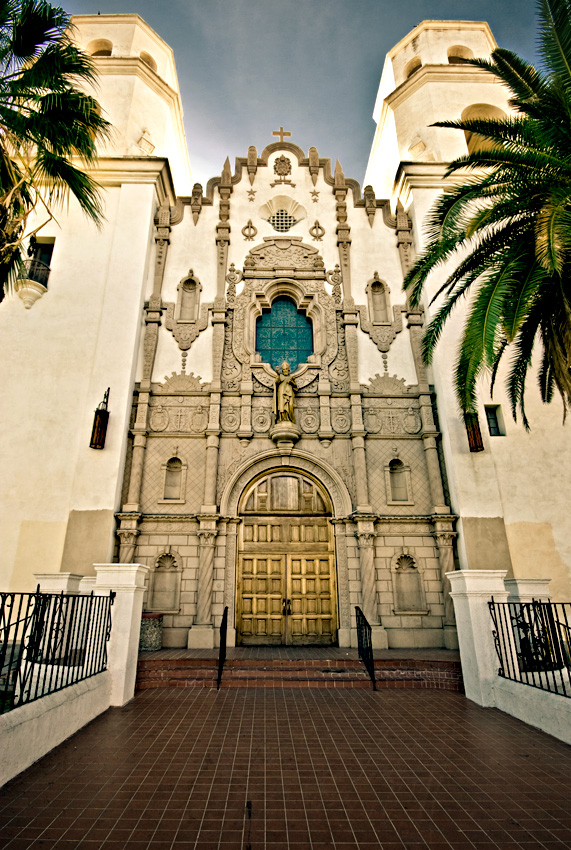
[66,1,538,188]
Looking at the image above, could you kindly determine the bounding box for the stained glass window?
[255,296,313,372]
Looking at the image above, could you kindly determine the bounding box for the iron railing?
[355,606,376,690]
[489,599,571,698]
[0,587,115,713]
[17,258,50,287]
[217,606,229,690]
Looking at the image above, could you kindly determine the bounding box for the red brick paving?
[1,687,571,849]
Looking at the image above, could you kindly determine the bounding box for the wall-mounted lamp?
[90,388,110,449]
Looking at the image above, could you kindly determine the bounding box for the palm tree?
[404,0,571,429]
[0,0,109,296]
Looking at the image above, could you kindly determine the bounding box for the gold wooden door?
[236,473,337,645]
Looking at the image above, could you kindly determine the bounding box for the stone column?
[188,520,218,649]
[351,435,371,511]
[115,515,141,564]
[94,563,149,706]
[124,433,147,513]
[434,528,458,649]
[203,433,220,511]
[447,569,509,706]
[356,522,388,648]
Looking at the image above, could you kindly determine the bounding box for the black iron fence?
[17,258,50,287]
[0,587,115,713]
[217,606,229,690]
[489,599,571,698]
[355,606,376,690]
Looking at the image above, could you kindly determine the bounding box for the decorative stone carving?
[247,145,258,185]
[363,409,381,433]
[244,237,324,271]
[253,375,273,394]
[327,265,343,305]
[190,183,202,225]
[252,408,272,433]
[190,406,209,432]
[332,407,351,433]
[308,147,320,185]
[271,154,295,187]
[225,263,242,304]
[309,220,325,241]
[242,220,258,241]
[247,189,256,202]
[403,408,422,434]
[273,362,297,424]
[300,407,320,433]
[329,313,350,392]
[365,373,411,395]
[221,406,240,432]
[357,302,404,353]
[155,371,204,393]
[363,185,377,227]
[164,300,210,351]
[221,310,242,391]
[149,406,169,432]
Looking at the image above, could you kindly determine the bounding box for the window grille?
[269,209,296,232]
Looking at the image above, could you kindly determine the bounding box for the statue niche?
[273,361,297,424]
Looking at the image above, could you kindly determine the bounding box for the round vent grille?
[269,209,296,232]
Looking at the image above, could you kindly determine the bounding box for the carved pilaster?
[434,528,457,632]
[203,433,220,511]
[334,161,352,298]
[153,200,171,300]
[423,434,448,513]
[396,204,414,276]
[356,529,377,625]
[216,158,233,298]
[116,514,141,564]
[196,527,217,626]
[351,435,370,511]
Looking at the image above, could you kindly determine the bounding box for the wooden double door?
[236,473,337,645]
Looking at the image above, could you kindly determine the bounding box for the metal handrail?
[0,586,114,713]
[217,606,229,690]
[355,606,376,690]
[17,258,50,287]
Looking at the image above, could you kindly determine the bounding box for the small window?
[447,45,474,64]
[179,280,197,321]
[269,209,296,232]
[461,103,507,154]
[485,405,505,437]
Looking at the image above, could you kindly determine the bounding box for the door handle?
[282,598,292,615]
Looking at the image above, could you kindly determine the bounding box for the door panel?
[237,498,337,645]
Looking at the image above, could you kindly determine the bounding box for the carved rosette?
[221,406,240,432]
[332,408,351,434]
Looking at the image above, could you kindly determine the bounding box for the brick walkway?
[1,688,571,850]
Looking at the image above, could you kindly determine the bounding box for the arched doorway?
[236,470,337,645]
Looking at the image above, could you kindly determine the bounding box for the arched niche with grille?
[447,45,474,64]
[259,196,306,233]
[461,103,507,154]
[175,272,202,323]
[391,553,428,614]
[404,57,422,79]
[160,456,187,503]
[366,274,390,324]
[148,551,181,613]
[385,457,414,506]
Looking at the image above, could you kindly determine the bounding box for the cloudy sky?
[66,0,538,188]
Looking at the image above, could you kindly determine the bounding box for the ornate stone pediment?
[243,237,325,273]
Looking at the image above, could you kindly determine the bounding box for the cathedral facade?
[1,15,570,651]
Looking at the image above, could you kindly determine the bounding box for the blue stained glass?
[255,296,313,372]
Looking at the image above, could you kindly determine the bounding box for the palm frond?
[539,0,571,89]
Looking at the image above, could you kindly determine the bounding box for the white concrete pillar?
[94,564,149,707]
[447,569,508,707]
[34,573,83,593]
[504,578,551,602]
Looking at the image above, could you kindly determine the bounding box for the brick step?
[136,658,463,691]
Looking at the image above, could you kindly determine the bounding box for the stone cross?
[273,126,291,143]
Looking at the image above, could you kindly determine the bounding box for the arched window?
[87,38,112,57]
[163,458,183,500]
[370,281,389,323]
[447,45,474,64]
[404,57,422,79]
[461,103,507,154]
[255,296,313,372]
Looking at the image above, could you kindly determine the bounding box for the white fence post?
[34,573,83,593]
[447,569,508,707]
[94,564,149,707]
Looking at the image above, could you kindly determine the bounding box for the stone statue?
[273,361,297,423]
